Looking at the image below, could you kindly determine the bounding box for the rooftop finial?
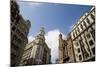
[37,27,45,36]
[59,33,62,39]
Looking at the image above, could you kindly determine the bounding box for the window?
[86,18,90,24]
[80,24,83,30]
[89,40,94,46]
[92,47,95,55]
[78,27,80,33]
[12,26,16,31]
[77,48,80,53]
[16,29,20,34]
[13,35,17,40]
[79,55,82,60]
[11,17,14,22]
[17,38,22,44]
[83,21,87,27]
[86,33,91,39]
[91,14,95,21]
[20,33,25,39]
[11,53,16,60]
[76,42,79,46]
[75,30,77,35]
[11,32,13,37]
[76,54,78,58]
[12,44,19,51]
[90,30,95,41]
[73,32,75,38]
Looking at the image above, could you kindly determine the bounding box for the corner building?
[20,27,51,65]
[70,6,95,62]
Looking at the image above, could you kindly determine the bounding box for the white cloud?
[45,29,66,63]
[28,35,35,43]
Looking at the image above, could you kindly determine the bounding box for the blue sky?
[17,1,92,36]
[17,1,92,63]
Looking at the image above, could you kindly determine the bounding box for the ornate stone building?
[57,33,75,63]
[11,0,31,66]
[20,27,51,65]
[57,6,95,63]
[58,33,69,63]
[70,6,95,62]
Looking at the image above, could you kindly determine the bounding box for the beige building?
[58,33,69,63]
[70,6,95,62]
[20,27,51,65]
[11,0,31,66]
[57,33,75,63]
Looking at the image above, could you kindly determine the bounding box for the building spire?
[37,27,45,36]
[35,27,45,43]
[59,33,62,39]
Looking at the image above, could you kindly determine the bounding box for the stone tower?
[58,33,64,63]
[58,33,69,63]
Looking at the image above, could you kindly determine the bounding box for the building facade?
[66,33,76,62]
[58,33,69,63]
[70,6,95,62]
[57,33,75,63]
[57,6,95,63]
[20,27,51,65]
[11,0,31,66]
